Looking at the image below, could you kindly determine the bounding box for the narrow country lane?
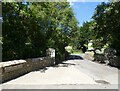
[2,54,118,89]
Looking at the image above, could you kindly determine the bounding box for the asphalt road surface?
[2,54,118,89]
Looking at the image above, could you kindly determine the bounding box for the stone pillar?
[46,48,55,58]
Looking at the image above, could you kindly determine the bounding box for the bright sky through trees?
[70,2,101,26]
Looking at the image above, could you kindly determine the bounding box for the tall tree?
[73,21,94,52]
[92,1,120,55]
[2,2,78,61]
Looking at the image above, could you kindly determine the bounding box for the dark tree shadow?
[53,55,83,68]
[67,54,83,60]
[55,63,76,67]
[34,67,48,73]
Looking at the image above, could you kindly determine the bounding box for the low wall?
[0,57,55,83]
[94,54,106,63]
[84,49,120,68]
[83,51,94,61]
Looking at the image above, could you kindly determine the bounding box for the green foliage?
[71,1,120,56]
[2,2,78,61]
[73,21,94,52]
[92,2,120,55]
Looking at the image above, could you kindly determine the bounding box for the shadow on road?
[53,63,76,68]
[36,67,48,73]
[67,54,83,60]
[35,54,84,73]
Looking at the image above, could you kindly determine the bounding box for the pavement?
[1,54,119,89]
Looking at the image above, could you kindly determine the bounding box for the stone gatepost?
[46,48,55,65]
[46,48,55,58]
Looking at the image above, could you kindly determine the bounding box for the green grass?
[71,50,82,54]
[65,46,82,54]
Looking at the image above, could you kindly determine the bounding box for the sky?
[70,2,102,26]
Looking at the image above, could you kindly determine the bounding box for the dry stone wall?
[84,48,120,68]
[0,57,55,83]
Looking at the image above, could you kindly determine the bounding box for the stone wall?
[83,51,94,61]
[84,48,120,68]
[0,57,55,83]
[0,48,55,83]
[94,54,106,63]
[104,48,120,67]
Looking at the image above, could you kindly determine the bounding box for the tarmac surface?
[2,54,119,89]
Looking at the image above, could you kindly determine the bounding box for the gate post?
[46,48,55,58]
[46,48,55,65]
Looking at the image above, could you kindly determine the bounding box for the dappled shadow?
[32,55,84,72]
[67,54,83,60]
[37,67,48,73]
[52,54,84,68]
[54,63,76,68]
[61,63,75,65]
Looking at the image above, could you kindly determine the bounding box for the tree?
[92,1,120,55]
[2,2,78,62]
[73,21,94,52]
[3,2,31,60]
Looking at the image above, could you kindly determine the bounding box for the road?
[2,54,118,89]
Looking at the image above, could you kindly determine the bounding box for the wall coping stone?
[0,60,26,68]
